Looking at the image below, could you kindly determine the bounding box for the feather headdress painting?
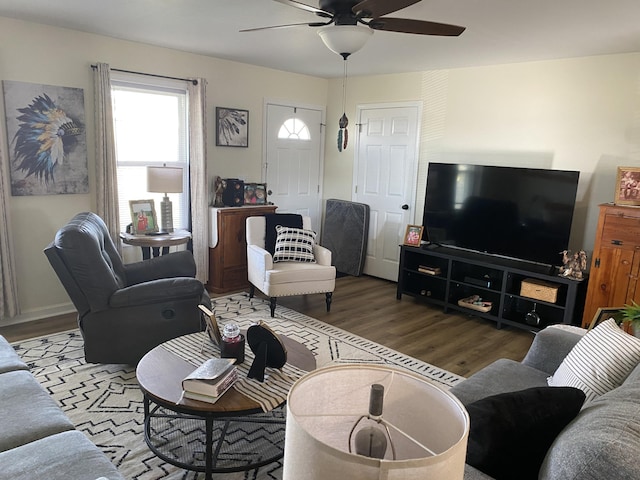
[2,81,88,196]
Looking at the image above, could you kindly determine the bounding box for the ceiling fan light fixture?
[318,25,373,58]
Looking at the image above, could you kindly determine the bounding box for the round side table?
[120,230,191,259]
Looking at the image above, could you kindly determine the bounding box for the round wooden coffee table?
[136,332,315,479]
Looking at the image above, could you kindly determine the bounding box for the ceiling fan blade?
[352,0,421,19]
[273,0,333,18]
[240,21,329,33]
[369,17,465,36]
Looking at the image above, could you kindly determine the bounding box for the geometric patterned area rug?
[11,292,463,479]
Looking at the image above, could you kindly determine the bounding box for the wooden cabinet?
[397,245,586,332]
[582,203,640,326]
[208,205,277,294]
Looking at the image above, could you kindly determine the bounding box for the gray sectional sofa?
[452,325,640,480]
[0,335,123,480]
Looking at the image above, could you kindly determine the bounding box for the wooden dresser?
[208,205,277,294]
[582,203,640,326]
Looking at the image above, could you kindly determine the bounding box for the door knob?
[401,204,409,210]
[268,190,273,195]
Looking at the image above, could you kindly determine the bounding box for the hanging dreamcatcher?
[338,56,349,152]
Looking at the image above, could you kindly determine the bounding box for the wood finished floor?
[0,275,535,377]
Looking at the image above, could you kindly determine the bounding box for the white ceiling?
[1,0,639,78]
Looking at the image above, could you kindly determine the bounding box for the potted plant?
[621,301,640,335]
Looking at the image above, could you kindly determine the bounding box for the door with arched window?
[265,103,324,232]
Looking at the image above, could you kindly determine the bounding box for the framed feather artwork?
[2,80,88,196]
[216,107,248,147]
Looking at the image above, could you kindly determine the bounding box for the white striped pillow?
[547,318,640,402]
[273,225,316,263]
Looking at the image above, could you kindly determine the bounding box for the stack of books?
[181,358,237,404]
[418,265,441,275]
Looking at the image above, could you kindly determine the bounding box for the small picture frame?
[198,305,222,346]
[129,199,159,235]
[614,166,640,206]
[244,183,268,205]
[403,225,424,246]
[216,107,248,147]
[589,307,625,331]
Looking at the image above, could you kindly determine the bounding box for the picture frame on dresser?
[614,166,640,206]
[244,183,267,205]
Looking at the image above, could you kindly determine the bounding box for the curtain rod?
[91,64,198,85]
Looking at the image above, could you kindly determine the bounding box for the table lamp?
[147,165,183,233]
[283,364,469,480]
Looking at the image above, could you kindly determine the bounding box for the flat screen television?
[422,163,580,268]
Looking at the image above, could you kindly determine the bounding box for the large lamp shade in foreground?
[283,364,469,480]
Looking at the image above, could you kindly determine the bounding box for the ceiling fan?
[243,0,465,153]
[241,0,466,43]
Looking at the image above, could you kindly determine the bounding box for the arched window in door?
[278,118,311,140]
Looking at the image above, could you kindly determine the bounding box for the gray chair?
[44,212,209,364]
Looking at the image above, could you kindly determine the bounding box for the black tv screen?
[422,163,580,267]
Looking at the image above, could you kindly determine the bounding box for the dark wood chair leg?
[325,292,333,312]
[249,284,255,298]
[269,297,277,317]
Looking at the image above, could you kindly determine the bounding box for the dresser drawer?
[601,214,640,249]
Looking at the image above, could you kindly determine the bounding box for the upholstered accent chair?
[45,212,209,364]
[246,214,336,317]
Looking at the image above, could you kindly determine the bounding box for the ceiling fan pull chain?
[337,128,343,152]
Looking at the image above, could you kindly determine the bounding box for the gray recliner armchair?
[44,212,209,364]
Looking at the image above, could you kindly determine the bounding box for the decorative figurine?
[559,250,588,280]
[213,176,225,207]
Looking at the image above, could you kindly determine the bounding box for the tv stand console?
[397,245,586,332]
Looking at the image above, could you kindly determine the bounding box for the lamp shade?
[283,364,469,480]
[147,166,183,194]
[318,25,373,57]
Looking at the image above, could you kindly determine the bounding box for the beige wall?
[2,14,640,323]
[0,16,328,322]
[324,53,640,260]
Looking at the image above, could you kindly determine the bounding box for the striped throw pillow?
[547,318,640,402]
[273,225,316,263]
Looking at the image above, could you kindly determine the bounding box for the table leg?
[152,246,161,257]
[141,247,151,260]
[161,246,170,256]
[205,417,213,480]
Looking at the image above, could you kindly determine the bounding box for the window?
[278,117,311,140]
[111,73,189,232]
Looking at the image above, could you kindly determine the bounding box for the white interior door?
[354,103,420,281]
[265,103,324,232]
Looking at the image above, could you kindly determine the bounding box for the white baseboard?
[3,303,75,327]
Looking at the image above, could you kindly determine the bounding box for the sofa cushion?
[547,318,640,402]
[450,358,549,406]
[0,370,75,452]
[0,430,124,480]
[539,369,640,479]
[273,225,316,263]
[0,335,29,374]
[521,325,585,375]
[465,387,586,480]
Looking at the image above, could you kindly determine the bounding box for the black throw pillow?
[465,386,586,480]
[264,213,303,255]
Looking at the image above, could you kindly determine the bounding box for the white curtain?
[0,136,19,319]
[188,79,209,283]
[93,62,120,243]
